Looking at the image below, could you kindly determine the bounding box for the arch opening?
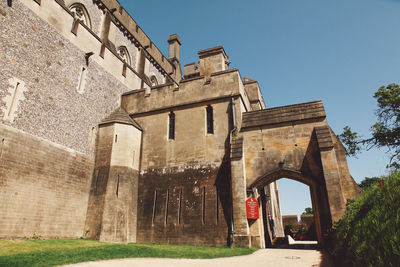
[118,46,132,66]
[250,169,324,247]
[69,3,92,30]
[276,178,317,243]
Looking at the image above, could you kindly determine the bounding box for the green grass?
[0,239,257,267]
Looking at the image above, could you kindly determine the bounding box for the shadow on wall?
[214,102,234,246]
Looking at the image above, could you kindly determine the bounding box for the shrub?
[327,171,400,267]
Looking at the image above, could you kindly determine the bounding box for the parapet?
[183,62,200,79]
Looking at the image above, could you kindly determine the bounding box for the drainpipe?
[229,97,237,247]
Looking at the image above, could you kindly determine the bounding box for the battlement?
[95,0,179,82]
[121,68,244,116]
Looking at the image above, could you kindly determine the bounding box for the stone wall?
[137,164,232,246]
[0,0,152,240]
[0,124,93,239]
[134,100,234,246]
[282,215,299,227]
[134,102,231,169]
[241,119,327,186]
[0,0,134,155]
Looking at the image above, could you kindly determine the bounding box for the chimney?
[198,46,229,77]
[168,34,181,61]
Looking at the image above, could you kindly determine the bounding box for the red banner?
[246,197,259,219]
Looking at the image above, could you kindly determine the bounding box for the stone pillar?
[248,188,265,248]
[230,135,251,247]
[315,126,346,223]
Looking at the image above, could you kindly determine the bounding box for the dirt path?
[62,248,333,267]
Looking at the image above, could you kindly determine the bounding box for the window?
[118,46,131,66]
[206,105,214,134]
[168,111,175,140]
[69,3,92,29]
[150,75,158,86]
[77,66,87,94]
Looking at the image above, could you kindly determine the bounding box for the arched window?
[168,111,175,140]
[118,46,131,66]
[69,3,92,29]
[150,75,158,86]
[206,105,214,134]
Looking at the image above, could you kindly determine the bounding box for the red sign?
[246,197,259,219]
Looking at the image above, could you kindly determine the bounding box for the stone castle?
[0,0,361,248]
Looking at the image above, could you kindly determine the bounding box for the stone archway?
[250,169,325,245]
[229,101,361,248]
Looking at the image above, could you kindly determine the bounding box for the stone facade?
[0,0,360,248]
[0,124,93,239]
[0,0,167,239]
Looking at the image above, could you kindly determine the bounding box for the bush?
[327,171,400,266]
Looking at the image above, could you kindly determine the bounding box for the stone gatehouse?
[0,0,360,248]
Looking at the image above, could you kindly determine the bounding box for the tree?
[302,207,313,215]
[358,177,380,191]
[339,83,400,169]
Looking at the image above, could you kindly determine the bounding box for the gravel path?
[62,248,332,267]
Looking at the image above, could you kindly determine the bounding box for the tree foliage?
[339,83,400,168]
[327,171,400,267]
[358,177,380,191]
[302,207,313,215]
[339,126,361,156]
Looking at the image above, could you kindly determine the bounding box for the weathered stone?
[0,0,360,249]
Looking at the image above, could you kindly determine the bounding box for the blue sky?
[119,0,400,215]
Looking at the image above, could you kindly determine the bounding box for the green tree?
[339,83,400,168]
[302,207,313,215]
[358,177,380,191]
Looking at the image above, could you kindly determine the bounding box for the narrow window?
[206,105,214,134]
[168,111,175,140]
[0,138,4,158]
[7,82,20,118]
[165,189,170,225]
[116,174,120,197]
[94,169,99,193]
[152,190,157,226]
[77,67,86,94]
[216,187,219,224]
[202,186,206,224]
[178,188,182,224]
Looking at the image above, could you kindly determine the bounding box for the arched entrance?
[250,169,326,246]
[229,101,362,248]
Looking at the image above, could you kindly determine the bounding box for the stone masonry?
[0,0,360,248]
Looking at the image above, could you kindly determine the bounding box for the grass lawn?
[0,239,257,267]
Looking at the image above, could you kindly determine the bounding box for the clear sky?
[119,0,400,215]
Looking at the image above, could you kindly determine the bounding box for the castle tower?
[84,107,142,242]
